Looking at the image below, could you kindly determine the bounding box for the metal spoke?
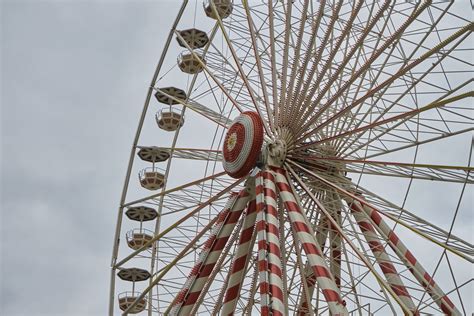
[290,155,474,184]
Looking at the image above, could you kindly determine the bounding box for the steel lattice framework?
[109,1,473,315]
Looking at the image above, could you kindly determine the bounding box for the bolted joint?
[258,138,288,168]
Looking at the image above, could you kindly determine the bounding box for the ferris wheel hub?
[259,138,288,168]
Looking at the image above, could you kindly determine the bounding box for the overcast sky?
[1,1,179,315]
[1,1,472,316]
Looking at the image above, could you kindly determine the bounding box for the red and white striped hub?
[223,111,264,178]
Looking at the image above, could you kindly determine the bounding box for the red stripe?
[302,242,322,256]
[368,240,384,252]
[223,283,240,303]
[262,170,275,181]
[423,272,435,287]
[321,289,341,303]
[257,239,267,251]
[259,282,284,302]
[441,302,453,315]
[198,262,215,278]
[266,222,280,237]
[259,281,269,294]
[230,254,248,274]
[276,182,292,193]
[226,210,243,224]
[267,262,283,278]
[350,203,362,213]
[269,283,284,301]
[266,204,278,217]
[379,261,397,274]
[293,221,311,234]
[388,231,400,246]
[256,202,265,212]
[370,210,382,225]
[183,290,200,305]
[246,200,257,214]
[256,220,266,232]
[239,225,254,244]
[391,284,410,297]
[212,236,230,251]
[442,295,455,308]
[284,202,300,213]
[267,240,282,258]
[264,187,277,199]
[405,250,417,266]
[358,220,376,233]
[311,265,332,279]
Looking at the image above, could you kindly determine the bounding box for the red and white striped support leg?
[170,189,251,316]
[255,170,286,316]
[272,167,348,316]
[347,201,419,315]
[348,198,460,316]
[297,217,329,315]
[256,173,270,314]
[220,199,258,315]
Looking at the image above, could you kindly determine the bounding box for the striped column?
[297,217,329,315]
[170,189,251,316]
[255,170,286,316]
[349,197,460,316]
[272,167,348,316]
[348,200,419,315]
[221,199,257,315]
[256,173,270,314]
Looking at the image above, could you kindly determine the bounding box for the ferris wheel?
[109,0,473,315]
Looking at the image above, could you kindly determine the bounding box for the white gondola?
[126,228,154,250]
[118,292,146,314]
[156,109,184,132]
[138,167,165,190]
[177,52,205,74]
